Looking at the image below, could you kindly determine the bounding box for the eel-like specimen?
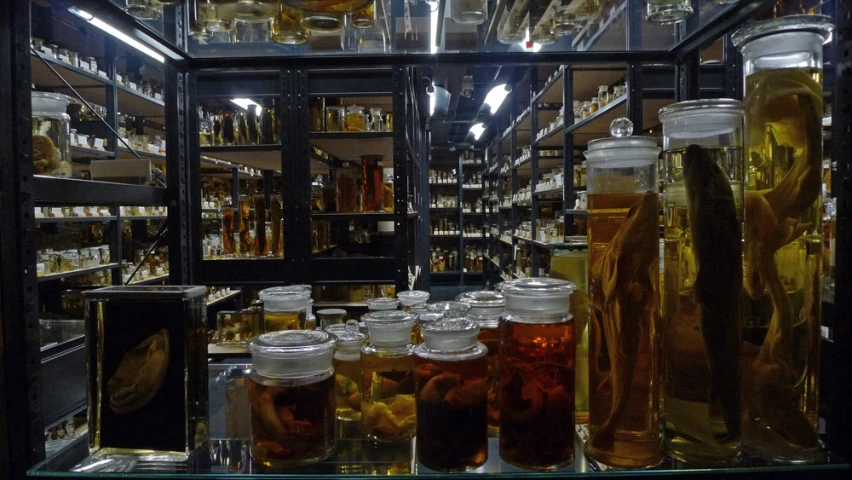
[107,329,169,415]
[683,144,742,442]
[589,193,659,450]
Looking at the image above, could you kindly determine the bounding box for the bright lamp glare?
[430,7,439,54]
[429,89,436,116]
[469,122,486,140]
[231,99,262,116]
[484,84,510,114]
[69,7,164,63]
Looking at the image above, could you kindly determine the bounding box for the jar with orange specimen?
[326,320,367,422]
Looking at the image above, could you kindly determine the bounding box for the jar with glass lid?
[345,105,367,132]
[732,15,832,464]
[257,287,310,332]
[598,85,610,106]
[415,317,488,471]
[584,118,662,468]
[397,290,429,312]
[325,320,367,422]
[658,99,745,466]
[457,290,505,436]
[498,278,576,470]
[31,92,72,177]
[360,310,417,441]
[326,105,345,132]
[368,107,384,131]
[449,0,488,25]
[248,330,336,467]
[365,297,399,312]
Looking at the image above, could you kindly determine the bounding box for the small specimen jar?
[257,287,310,332]
[499,278,576,471]
[457,290,505,436]
[272,3,309,45]
[415,318,489,471]
[415,312,443,345]
[325,106,345,132]
[351,1,376,29]
[345,105,367,132]
[317,308,347,328]
[360,310,417,441]
[397,290,429,312]
[217,310,259,346]
[326,320,367,422]
[449,0,488,25]
[646,0,693,24]
[248,330,336,467]
[598,85,610,106]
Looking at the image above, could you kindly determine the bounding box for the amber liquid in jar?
[383,180,394,213]
[415,355,488,471]
[333,356,362,422]
[477,326,500,436]
[222,209,236,255]
[254,195,267,257]
[587,192,662,468]
[360,352,416,441]
[345,113,366,132]
[362,157,383,212]
[336,175,358,213]
[239,197,251,255]
[248,375,335,467]
[264,311,306,332]
[499,320,575,470]
[270,198,282,257]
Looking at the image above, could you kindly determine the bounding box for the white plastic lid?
[250,330,335,378]
[363,310,416,347]
[366,297,400,311]
[397,290,430,306]
[422,318,480,351]
[501,278,576,317]
[257,287,310,312]
[456,290,505,325]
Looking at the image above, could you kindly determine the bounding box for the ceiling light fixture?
[68,7,165,63]
[469,122,486,140]
[483,83,511,114]
[230,98,262,116]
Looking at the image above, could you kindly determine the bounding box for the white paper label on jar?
[94,138,105,149]
[58,55,70,63]
[154,93,163,101]
[51,207,63,217]
[147,144,159,153]
[40,46,53,56]
[78,134,88,146]
[128,82,137,90]
[116,74,122,83]
[79,61,90,71]
[98,70,107,78]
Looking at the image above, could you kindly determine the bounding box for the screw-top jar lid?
[366,297,400,311]
[397,290,430,306]
[363,310,416,347]
[501,278,576,318]
[422,318,480,351]
[456,290,505,326]
[731,14,833,49]
[658,99,744,140]
[324,319,367,350]
[250,330,335,378]
[585,118,659,160]
[257,287,310,312]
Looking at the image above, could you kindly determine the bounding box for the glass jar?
[361,154,384,212]
[325,105,345,132]
[584,118,662,468]
[258,288,310,331]
[213,0,278,22]
[351,1,376,29]
[646,0,694,24]
[336,163,361,213]
[598,85,610,107]
[345,105,367,132]
[358,23,388,53]
[310,97,325,131]
[382,169,394,212]
[222,111,235,145]
[449,0,488,25]
[234,110,248,145]
[248,330,336,467]
[325,320,367,422]
[397,290,429,312]
[368,107,384,132]
[499,278,576,471]
[383,112,393,131]
[456,290,505,437]
[217,310,260,346]
[732,15,832,464]
[531,19,557,46]
[238,194,251,255]
[613,84,627,98]
[582,101,592,118]
[360,310,417,441]
[31,92,72,177]
[550,249,589,425]
[272,3,309,44]
[259,98,276,144]
[658,99,745,465]
[281,0,371,15]
[365,297,399,311]
[301,10,345,32]
[221,208,236,256]
[590,97,600,113]
[317,308,347,328]
[125,0,161,20]
[415,317,488,471]
[554,0,587,35]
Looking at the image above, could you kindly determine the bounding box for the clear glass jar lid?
[658,99,744,139]
[426,301,471,316]
[324,320,366,350]
[257,287,310,312]
[422,318,480,351]
[250,330,335,378]
[366,297,399,311]
[363,310,416,347]
[397,290,430,306]
[501,278,576,316]
[347,105,365,114]
[585,118,659,154]
[731,14,833,49]
[288,284,313,294]
[456,290,505,325]
[31,91,71,117]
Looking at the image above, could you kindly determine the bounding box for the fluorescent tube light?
[483,84,510,115]
[69,8,165,63]
[430,5,439,54]
[230,99,262,116]
[469,122,486,140]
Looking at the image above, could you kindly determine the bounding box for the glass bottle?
[415,317,489,471]
[258,288,310,332]
[246,103,259,145]
[272,3,309,45]
[351,1,376,29]
[31,92,71,177]
[361,154,384,212]
[222,208,236,256]
[582,101,592,118]
[382,169,394,212]
[531,19,557,46]
[365,297,399,312]
[310,97,326,131]
[646,0,693,24]
[248,330,336,467]
[732,15,832,464]
[234,110,248,145]
[254,194,267,256]
[336,162,360,213]
[584,119,662,468]
[301,10,345,32]
[590,97,600,113]
[326,105,345,132]
[360,311,417,441]
[270,195,283,257]
[259,99,276,144]
[450,0,488,25]
[550,249,589,425]
[345,105,367,132]
[457,290,505,437]
[598,85,610,107]
[238,194,251,255]
[368,107,384,131]
[657,99,745,466]
[497,0,529,44]
[215,0,279,22]
[499,278,576,470]
[397,290,429,313]
[358,23,388,53]
[325,320,367,422]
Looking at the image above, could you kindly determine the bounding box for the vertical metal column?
[627,62,644,133]
[674,7,700,102]
[186,72,202,282]
[165,63,193,284]
[420,127,431,291]
[723,33,743,100]
[562,67,575,236]
[510,93,518,276]
[496,135,504,275]
[530,69,540,276]
[457,149,463,283]
[0,0,44,474]
[104,38,119,158]
[282,70,311,276]
[393,67,410,292]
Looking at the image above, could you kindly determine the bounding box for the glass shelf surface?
[29,362,849,477]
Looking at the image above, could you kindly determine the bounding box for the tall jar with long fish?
[584,118,663,468]
[732,15,833,464]
[658,99,745,465]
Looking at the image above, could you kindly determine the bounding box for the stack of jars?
[199,101,277,146]
[310,97,391,133]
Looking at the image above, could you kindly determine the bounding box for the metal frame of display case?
[2,0,852,478]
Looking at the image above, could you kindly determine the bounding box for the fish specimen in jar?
[107,329,169,414]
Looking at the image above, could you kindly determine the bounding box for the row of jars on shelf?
[310,97,391,132]
[36,246,111,277]
[429,246,485,273]
[199,103,278,146]
[534,167,566,192]
[430,218,483,236]
[312,160,394,213]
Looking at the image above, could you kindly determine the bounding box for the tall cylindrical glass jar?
[31,92,71,177]
[732,15,833,464]
[449,0,488,25]
[550,249,590,425]
[360,310,417,441]
[415,318,488,471]
[248,330,336,467]
[361,155,384,212]
[499,278,576,471]
[326,320,367,422]
[272,3,309,45]
[257,288,310,331]
[584,118,662,468]
[457,290,505,436]
[658,99,745,466]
